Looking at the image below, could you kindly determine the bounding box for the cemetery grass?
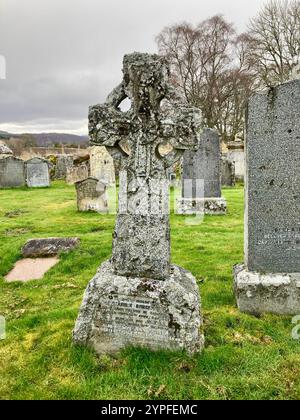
[0,182,300,401]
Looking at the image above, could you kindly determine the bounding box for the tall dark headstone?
[179,128,227,215]
[234,79,300,315]
[73,53,204,354]
[221,157,235,187]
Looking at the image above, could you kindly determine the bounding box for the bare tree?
[7,135,37,156]
[156,16,255,143]
[247,0,300,87]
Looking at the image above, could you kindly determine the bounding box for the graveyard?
[1,0,300,403]
[0,182,300,400]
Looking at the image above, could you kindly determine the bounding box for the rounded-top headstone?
[26,157,50,188]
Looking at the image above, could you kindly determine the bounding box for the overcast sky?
[0,0,266,135]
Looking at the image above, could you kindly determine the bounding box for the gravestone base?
[73,260,204,355]
[177,197,227,215]
[78,198,108,213]
[234,264,300,315]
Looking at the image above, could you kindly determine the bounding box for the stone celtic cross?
[89,53,201,280]
[74,53,204,354]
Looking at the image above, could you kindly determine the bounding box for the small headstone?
[74,53,204,355]
[221,156,235,187]
[75,177,108,213]
[66,163,89,185]
[179,128,227,214]
[89,146,115,185]
[234,79,300,315]
[26,157,50,188]
[0,156,26,188]
[54,155,73,180]
[22,237,80,258]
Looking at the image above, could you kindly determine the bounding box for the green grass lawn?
[0,182,300,400]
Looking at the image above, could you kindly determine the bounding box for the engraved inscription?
[97,294,169,343]
[256,226,300,250]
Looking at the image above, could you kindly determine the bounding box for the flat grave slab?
[5,257,59,282]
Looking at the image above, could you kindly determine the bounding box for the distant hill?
[0,131,11,139]
[30,133,89,147]
[0,131,89,147]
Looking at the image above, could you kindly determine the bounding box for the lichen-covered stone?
[89,52,202,280]
[22,237,80,258]
[73,261,204,354]
[74,53,203,354]
[75,177,108,213]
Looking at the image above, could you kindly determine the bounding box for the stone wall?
[18,147,88,161]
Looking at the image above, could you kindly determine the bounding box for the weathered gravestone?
[89,146,115,185]
[0,142,13,157]
[221,156,235,187]
[26,157,50,188]
[75,177,108,213]
[22,237,80,258]
[234,79,300,315]
[66,163,89,185]
[73,53,204,354]
[54,154,73,180]
[179,128,227,215]
[0,156,25,188]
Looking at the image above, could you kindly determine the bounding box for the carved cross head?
[89,53,202,176]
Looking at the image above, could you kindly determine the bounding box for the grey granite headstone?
[75,177,108,213]
[234,79,300,315]
[26,157,50,188]
[73,53,204,354]
[0,156,25,188]
[183,128,221,197]
[179,128,227,214]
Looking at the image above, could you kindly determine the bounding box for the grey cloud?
[0,0,266,134]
